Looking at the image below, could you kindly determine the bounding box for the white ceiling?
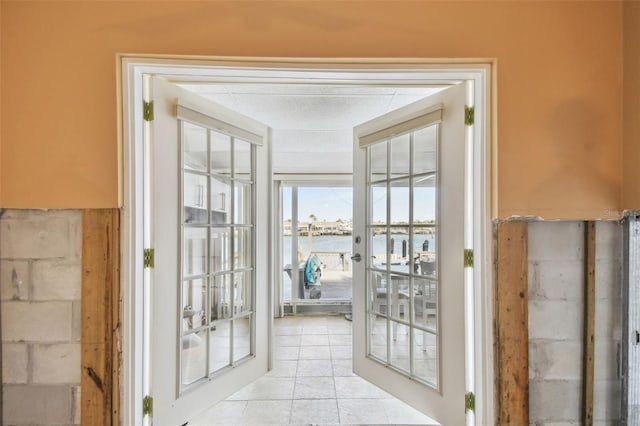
[178,83,445,174]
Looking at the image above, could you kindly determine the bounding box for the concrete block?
[529,300,583,340]
[3,384,74,425]
[595,221,622,261]
[72,300,81,342]
[593,379,621,422]
[2,301,72,342]
[594,295,622,339]
[533,260,583,300]
[32,260,81,300]
[594,340,619,381]
[1,260,29,301]
[528,222,583,261]
[0,216,69,260]
[2,343,29,383]
[529,341,582,380]
[595,259,621,301]
[32,343,80,384]
[529,380,581,422]
[73,386,81,425]
[67,211,82,261]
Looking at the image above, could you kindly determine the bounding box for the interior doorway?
[120,57,493,426]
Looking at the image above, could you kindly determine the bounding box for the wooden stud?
[81,209,120,425]
[583,221,596,425]
[496,221,529,425]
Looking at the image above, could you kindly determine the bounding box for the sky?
[282,186,436,223]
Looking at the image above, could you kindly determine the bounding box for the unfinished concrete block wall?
[1,209,82,426]
[528,221,622,425]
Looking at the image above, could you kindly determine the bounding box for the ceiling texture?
[179,83,443,174]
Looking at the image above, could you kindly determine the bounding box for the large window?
[180,120,255,392]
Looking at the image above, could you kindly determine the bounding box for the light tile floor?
[190,315,438,425]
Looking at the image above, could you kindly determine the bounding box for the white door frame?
[118,56,495,426]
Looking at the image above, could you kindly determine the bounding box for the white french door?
[146,76,270,426]
[352,83,468,425]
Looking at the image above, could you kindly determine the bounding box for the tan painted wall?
[623,0,640,210]
[0,1,623,218]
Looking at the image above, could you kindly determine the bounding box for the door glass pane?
[210,323,230,374]
[233,315,252,362]
[413,176,436,226]
[371,182,387,225]
[234,138,252,181]
[211,131,231,176]
[181,330,207,386]
[390,179,410,225]
[413,125,437,175]
[233,270,252,315]
[370,226,387,269]
[234,182,252,225]
[389,274,410,322]
[390,134,410,178]
[234,227,252,269]
[414,329,438,387]
[369,270,386,315]
[183,122,208,172]
[211,274,231,321]
[211,228,231,273]
[390,321,410,374]
[183,227,208,276]
[184,172,208,224]
[369,141,387,182]
[211,176,231,225]
[368,313,387,362]
[182,278,207,331]
[413,276,437,333]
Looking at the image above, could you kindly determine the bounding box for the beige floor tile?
[299,345,331,360]
[188,400,247,425]
[337,398,389,424]
[275,345,300,360]
[331,359,356,377]
[227,377,295,400]
[267,360,298,377]
[293,377,336,399]
[296,359,333,377]
[241,400,292,425]
[290,399,340,425]
[300,334,330,346]
[334,376,391,399]
[329,345,352,360]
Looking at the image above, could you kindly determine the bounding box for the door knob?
[351,253,362,262]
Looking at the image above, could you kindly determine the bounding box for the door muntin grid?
[365,123,440,390]
[179,120,256,393]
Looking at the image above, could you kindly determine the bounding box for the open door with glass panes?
[351,83,467,425]
[146,76,270,426]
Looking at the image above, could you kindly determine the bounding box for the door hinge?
[464,105,474,126]
[143,101,154,122]
[142,395,153,416]
[143,248,155,268]
[465,392,475,412]
[464,249,474,268]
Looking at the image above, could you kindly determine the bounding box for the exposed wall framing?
[583,221,596,425]
[81,209,121,425]
[496,221,529,425]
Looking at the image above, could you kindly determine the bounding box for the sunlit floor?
[190,315,438,425]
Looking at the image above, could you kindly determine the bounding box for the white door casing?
[352,83,468,426]
[147,76,270,426]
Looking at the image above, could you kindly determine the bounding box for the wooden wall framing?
[81,209,121,425]
[495,221,529,425]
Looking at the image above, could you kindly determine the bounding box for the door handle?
[351,253,362,262]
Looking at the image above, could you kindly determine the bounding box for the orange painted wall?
[623,0,640,210]
[0,1,623,218]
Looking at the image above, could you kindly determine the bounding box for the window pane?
[210,323,230,374]
[371,182,387,225]
[390,133,410,178]
[182,278,207,331]
[413,276,437,333]
[181,330,207,387]
[183,227,208,276]
[368,270,386,315]
[389,231,411,275]
[182,122,208,172]
[414,329,438,387]
[390,179,410,225]
[370,227,388,268]
[211,274,231,321]
[211,176,231,225]
[413,125,437,175]
[234,139,252,181]
[234,227,252,269]
[183,172,208,224]
[233,315,252,362]
[234,182,252,225]
[211,228,231,273]
[211,131,231,176]
[413,176,436,224]
[369,141,387,182]
[233,270,252,315]
[389,274,410,322]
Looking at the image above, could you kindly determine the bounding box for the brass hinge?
[143,248,155,268]
[464,249,474,268]
[465,392,475,412]
[142,395,153,416]
[143,101,154,122]
[464,105,474,126]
